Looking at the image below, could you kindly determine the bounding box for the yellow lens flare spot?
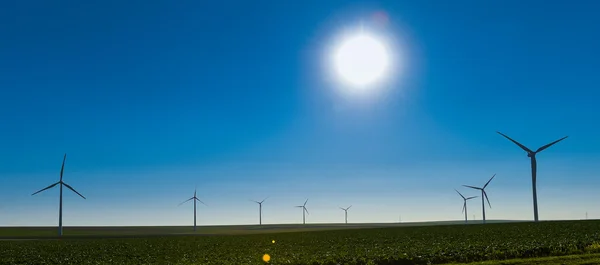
[272,240,275,244]
[262,254,271,263]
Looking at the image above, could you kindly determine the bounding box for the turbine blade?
[339,207,345,210]
[60,154,67,181]
[497,132,533,153]
[195,198,207,206]
[261,196,269,203]
[250,199,260,204]
[62,182,86,199]
[466,196,478,200]
[483,174,496,189]
[347,205,352,210]
[455,189,466,199]
[295,206,303,208]
[304,199,308,206]
[178,197,193,206]
[484,191,491,208]
[462,202,466,213]
[536,136,568,153]
[463,185,481,190]
[304,207,309,215]
[32,182,60,196]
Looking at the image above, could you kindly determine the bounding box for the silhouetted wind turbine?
[339,205,352,224]
[463,174,495,224]
[32,154,86,237]
[497,132,568,222]
[250,197,268,225]
[455,189,477,224]
[295,199,309,224]
[178,188,207,231]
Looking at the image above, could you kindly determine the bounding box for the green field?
[1,220,599,265]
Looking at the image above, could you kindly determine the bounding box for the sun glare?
[332,32,391,89]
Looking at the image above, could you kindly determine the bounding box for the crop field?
[1,220,600,265]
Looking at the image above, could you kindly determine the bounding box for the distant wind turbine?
[463,174,496,224]
[497,132,568,222]
[178,188,207,231]
[339,205,352,224]
[250,197,268,225]
[295,199,309,224]
[455,189,477,224]
[32,154,86,237]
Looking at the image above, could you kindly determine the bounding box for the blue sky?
[1,0,599,226]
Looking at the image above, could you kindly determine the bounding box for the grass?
[0,220,598,264]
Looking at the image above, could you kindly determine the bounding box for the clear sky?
[1,0,599,227]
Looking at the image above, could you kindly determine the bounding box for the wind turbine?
[455,189,477,224]
[497,132,568,222]
[250,197,268,225]
[463,174,495,224]
[339,205,352,224]
[31,154,86,237]
[295,199,309,225]
[178,188,207,231]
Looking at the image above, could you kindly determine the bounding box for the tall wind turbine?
[463,174,495,224]
[32,154,86,237]
[497,132,568,222]
[295,199,309,225]
[455,189,477,224]
[250,197,268,225]
[178,188,207,231]
[339,205,352,224]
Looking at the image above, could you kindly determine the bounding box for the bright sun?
[333,32,390,89]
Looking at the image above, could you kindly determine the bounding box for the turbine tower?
[455,189,477,224]
[497,132,568,222]
[463,174,495,224]
[178,188,207,231]
[295,199,309,225]
[250,197,268,225]
[339,205,352,224]
[31,154,86,237]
